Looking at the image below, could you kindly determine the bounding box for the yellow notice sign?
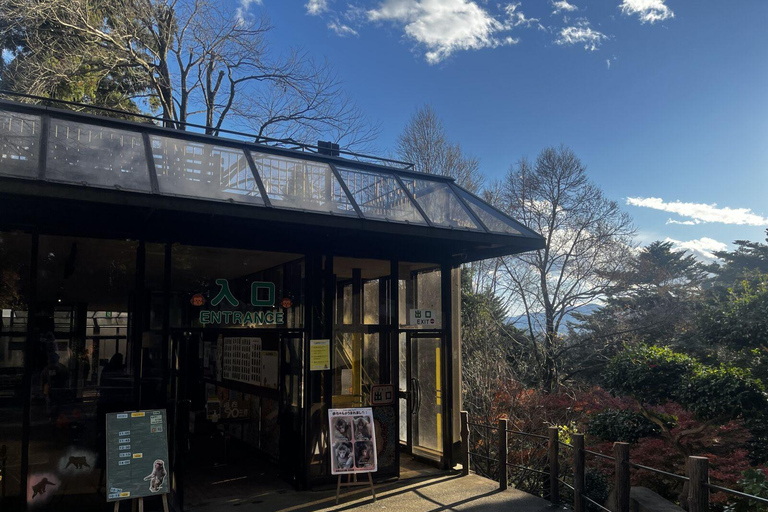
[309,339,330,371]
[131,412,145,418]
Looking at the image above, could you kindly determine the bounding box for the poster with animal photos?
[328,408,377,474]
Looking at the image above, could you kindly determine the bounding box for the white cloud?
[236,0,262,25]
[606,58,611,68]
[619,0,674,24]
[666,218,698,226]
[505,3,539,28]
[664,237,727,261]
[626,197,768,226]
[328,21,359,36]
[306,0,330,15]
[555,19,607,51]
[551,0,578,15]
[367,0,517,64]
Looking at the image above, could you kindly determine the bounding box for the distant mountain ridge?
[507,304,599,334]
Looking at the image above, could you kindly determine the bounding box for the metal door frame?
[400,330,445,468]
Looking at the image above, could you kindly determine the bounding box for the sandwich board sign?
[328,407,377,474]
[106,410,169,502]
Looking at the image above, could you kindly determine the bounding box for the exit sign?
[409,309,437,326]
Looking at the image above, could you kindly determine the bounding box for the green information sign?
[106,410,169,502]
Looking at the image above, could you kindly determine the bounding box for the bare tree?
[0,0,378,147]
[496,145,635,392]
[396,104,483,191]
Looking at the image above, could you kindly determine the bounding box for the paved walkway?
[189,460,555,512]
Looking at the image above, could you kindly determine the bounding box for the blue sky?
[241,0,768,260]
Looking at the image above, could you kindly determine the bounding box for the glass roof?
[400,177,481,230]
[251,152,355,215]
[153,135,263,204]
[336,166,427,224]
[0,105,539,240]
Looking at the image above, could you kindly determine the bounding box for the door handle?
[413,378,421,415]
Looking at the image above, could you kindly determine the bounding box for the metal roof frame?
[0,98,545,263]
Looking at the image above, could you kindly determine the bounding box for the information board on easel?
[328,407,377,504]
[106,410,170,512]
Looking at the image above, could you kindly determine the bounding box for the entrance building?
[0,100,544,511]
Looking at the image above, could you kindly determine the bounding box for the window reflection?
[0,232,31,508]
[29,236,137,510]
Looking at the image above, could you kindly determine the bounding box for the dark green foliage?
[709,230,768,289]
[605,345,767,424]
[724,470,768,512]
[587,409,661,443]
[700,278,768,355]
[678,365,766,421]
[585,468,611,511]
[603,345,698,405]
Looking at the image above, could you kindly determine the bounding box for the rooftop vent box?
[317,140,340,157]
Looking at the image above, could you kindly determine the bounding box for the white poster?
[328,408,377,475]
[261,350,279,389]
[222,337,263,386]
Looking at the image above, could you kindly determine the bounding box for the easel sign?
[329,407,377,503]
[106,410,170,512]
[329,407,377,474]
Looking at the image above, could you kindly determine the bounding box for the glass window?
[30,236,138,510]
[336,167,427,224]
[0,110,40,179]
[250,152,356,215]
[152,136,264,204]
[399,264,442,329]
[400,178,481,230]
[454,187,522,235]
[47,118,150,191]
[171,245,304,329]
[0,232,31,509]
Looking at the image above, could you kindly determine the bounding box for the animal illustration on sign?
[65,456,90,469]
[143,460,166,492]
[31,478,56,498]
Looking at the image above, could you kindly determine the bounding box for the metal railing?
[459,411,768,512]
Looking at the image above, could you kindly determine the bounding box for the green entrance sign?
[197,279,285,326]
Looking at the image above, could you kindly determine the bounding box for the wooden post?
[461,411,470,476]
[548,426,560,504]
[573,433,585,512]
[498,418,508,490]
[687,456,709,512]
[614,442,631,512]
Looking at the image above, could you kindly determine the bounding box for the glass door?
[403,332,443,463]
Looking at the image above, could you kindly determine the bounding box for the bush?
[587,408,661,443]
[585,468,611,511]
[724,469,768,512]
[603,345,698,405]
[678,365,766,421]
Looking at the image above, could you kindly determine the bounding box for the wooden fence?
[460,411,768,512]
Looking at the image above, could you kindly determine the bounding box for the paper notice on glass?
[310,339,330,371]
